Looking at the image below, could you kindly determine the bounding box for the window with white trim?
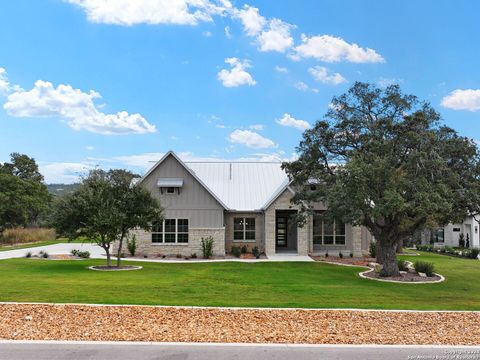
[233,217,255,241]
[152,219,189,243]
[313,212,346,245]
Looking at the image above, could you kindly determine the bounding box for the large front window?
[233,217,256,241]
[313,212,346,245]
[152,219,189,244]
[431,228,445,243]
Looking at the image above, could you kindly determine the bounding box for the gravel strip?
[1,304,479,345]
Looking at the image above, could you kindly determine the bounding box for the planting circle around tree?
[88,265,143,271]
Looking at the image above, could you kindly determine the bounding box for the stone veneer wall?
[113,228,226,258]
[264,189,309,256]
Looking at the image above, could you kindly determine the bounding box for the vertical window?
[233,217,256,241]
[431,228,444,243]
[313,212,346,245]
[151,219,189,244]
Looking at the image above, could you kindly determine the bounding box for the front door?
[276,215,288,248]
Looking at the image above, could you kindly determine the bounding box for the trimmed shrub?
[414,261,435,277]
[41,251,49,259]
[25,251,32,258]
[127,235,137,256]
[71,249,90,259]
[201,236,214,259]
[369,241,376,258]
[191,253,197,259]
[397,259,408,272]
[325,251,329,258]
[231,246,241,258]
[339,251,343,259]
[241,245,248,254]
[252,246,261,259]
[349,252,353,258]
[467,248,479,260]
[0,228,56,245]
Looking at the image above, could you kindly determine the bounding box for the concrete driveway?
[0,243,106,260]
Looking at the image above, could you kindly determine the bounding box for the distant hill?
[47,183,80,196]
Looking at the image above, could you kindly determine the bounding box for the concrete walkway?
[0,243,314,262]
[0,342,478,360]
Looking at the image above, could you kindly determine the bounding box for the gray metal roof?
[184,161,290,211]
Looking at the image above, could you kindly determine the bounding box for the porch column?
[264,207,276,256]
[352,226,363,257]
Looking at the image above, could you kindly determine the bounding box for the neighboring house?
[422,216,480,248]
[127,151,373,258]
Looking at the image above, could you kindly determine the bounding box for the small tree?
[52,169,162,267]
[283,82,480,276]
[459,233,465,248]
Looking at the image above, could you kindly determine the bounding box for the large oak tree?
[283,82,480,276]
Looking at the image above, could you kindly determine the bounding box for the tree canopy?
[0,153,51,230]
[283,82,480,276]
[52,169,162,267]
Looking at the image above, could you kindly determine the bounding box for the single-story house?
[422,217,480,248]
[125,151,373,258]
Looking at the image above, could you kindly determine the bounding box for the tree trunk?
[377,238,399,277]
[396,238,404,253]
[116,232,126,268]
[105,248,111,267]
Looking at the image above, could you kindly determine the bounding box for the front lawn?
[0,252,478,310]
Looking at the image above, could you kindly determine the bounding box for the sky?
[1,0,479,183]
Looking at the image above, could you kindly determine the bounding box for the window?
[431,228,444,243]
[313,212,346,245]
[453,227,461,232]
[233,217,256,241]
[151,219,189,244]
[166,187,175,194]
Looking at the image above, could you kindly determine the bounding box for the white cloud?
[377,77,403,88]
[234,5,266,36]
[67,0,233,26]
[294,81,309,91]
[4,80,156,135]
[114,151,222,169]
[224,26,232,39]
[202,30,212,37]
[276,113,310,131]
[249,124,264,130]
[215,124,226,128]
[292,34,384,63]
[257,18,294,53]
[85,146,95,151]
[217,58,256,88]
[275,66,288,73]
[441,89,480,112]
[228,129,276,148]
[308,66,346,85]
[40,161,93,184]
[0,68,11,95]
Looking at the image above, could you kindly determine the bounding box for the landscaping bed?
[361,269,443,283]
[0,304,479,345]
[311,256,375,267]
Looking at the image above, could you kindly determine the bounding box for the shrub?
[369,241,376,258]
[397,259,408,272]
[252,246,261,259]
[417,244,434,252]
[0,228,56,245]
[414,261,435,277]
[339,251,343,258]
[241,245,248,254]
[458,233,465,248]
[444,246,454,254]
[175,253,182,259]
[439,246,446,254]
[468,248,479,260]
[325,251,329,258]
[25,251,32,258]
[42,251,49,259]
[71,249,90,259]
[191,253,197,259]
[231,246,241,258]
[349,252,353,258]
[127,235,137,256]
[201,236,214,259]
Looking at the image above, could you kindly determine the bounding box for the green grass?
[0,251,478,310]
[0,238,87,252]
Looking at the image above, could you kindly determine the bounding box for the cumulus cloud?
[217,58,256,87]
[4,80,156,135]
[67,0,233,26]
[275,66,288,73]
[228,129,276,148]
[39,161,94,184]
[308,66,346,85]
[276,113,310,131]
[292,34,384,63]
[441,89,480,112]
[257,18,294,53]
[249,124,264,130]
[0,68,11,95]
[234,4,266,36]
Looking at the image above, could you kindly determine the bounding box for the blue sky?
[1,0,479,183]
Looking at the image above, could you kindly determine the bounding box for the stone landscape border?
[358,268,445,284]
[88,265,143,272]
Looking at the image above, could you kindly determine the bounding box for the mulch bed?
[362,270,442,283]
[89,265,142,271]
[311,256,375,267]
[0,304,479,345]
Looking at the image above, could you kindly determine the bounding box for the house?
[128,151,373,258]
[422,217,480,248]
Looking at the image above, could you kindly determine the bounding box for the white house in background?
[122,151,373,258]
[423,216,480,248]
